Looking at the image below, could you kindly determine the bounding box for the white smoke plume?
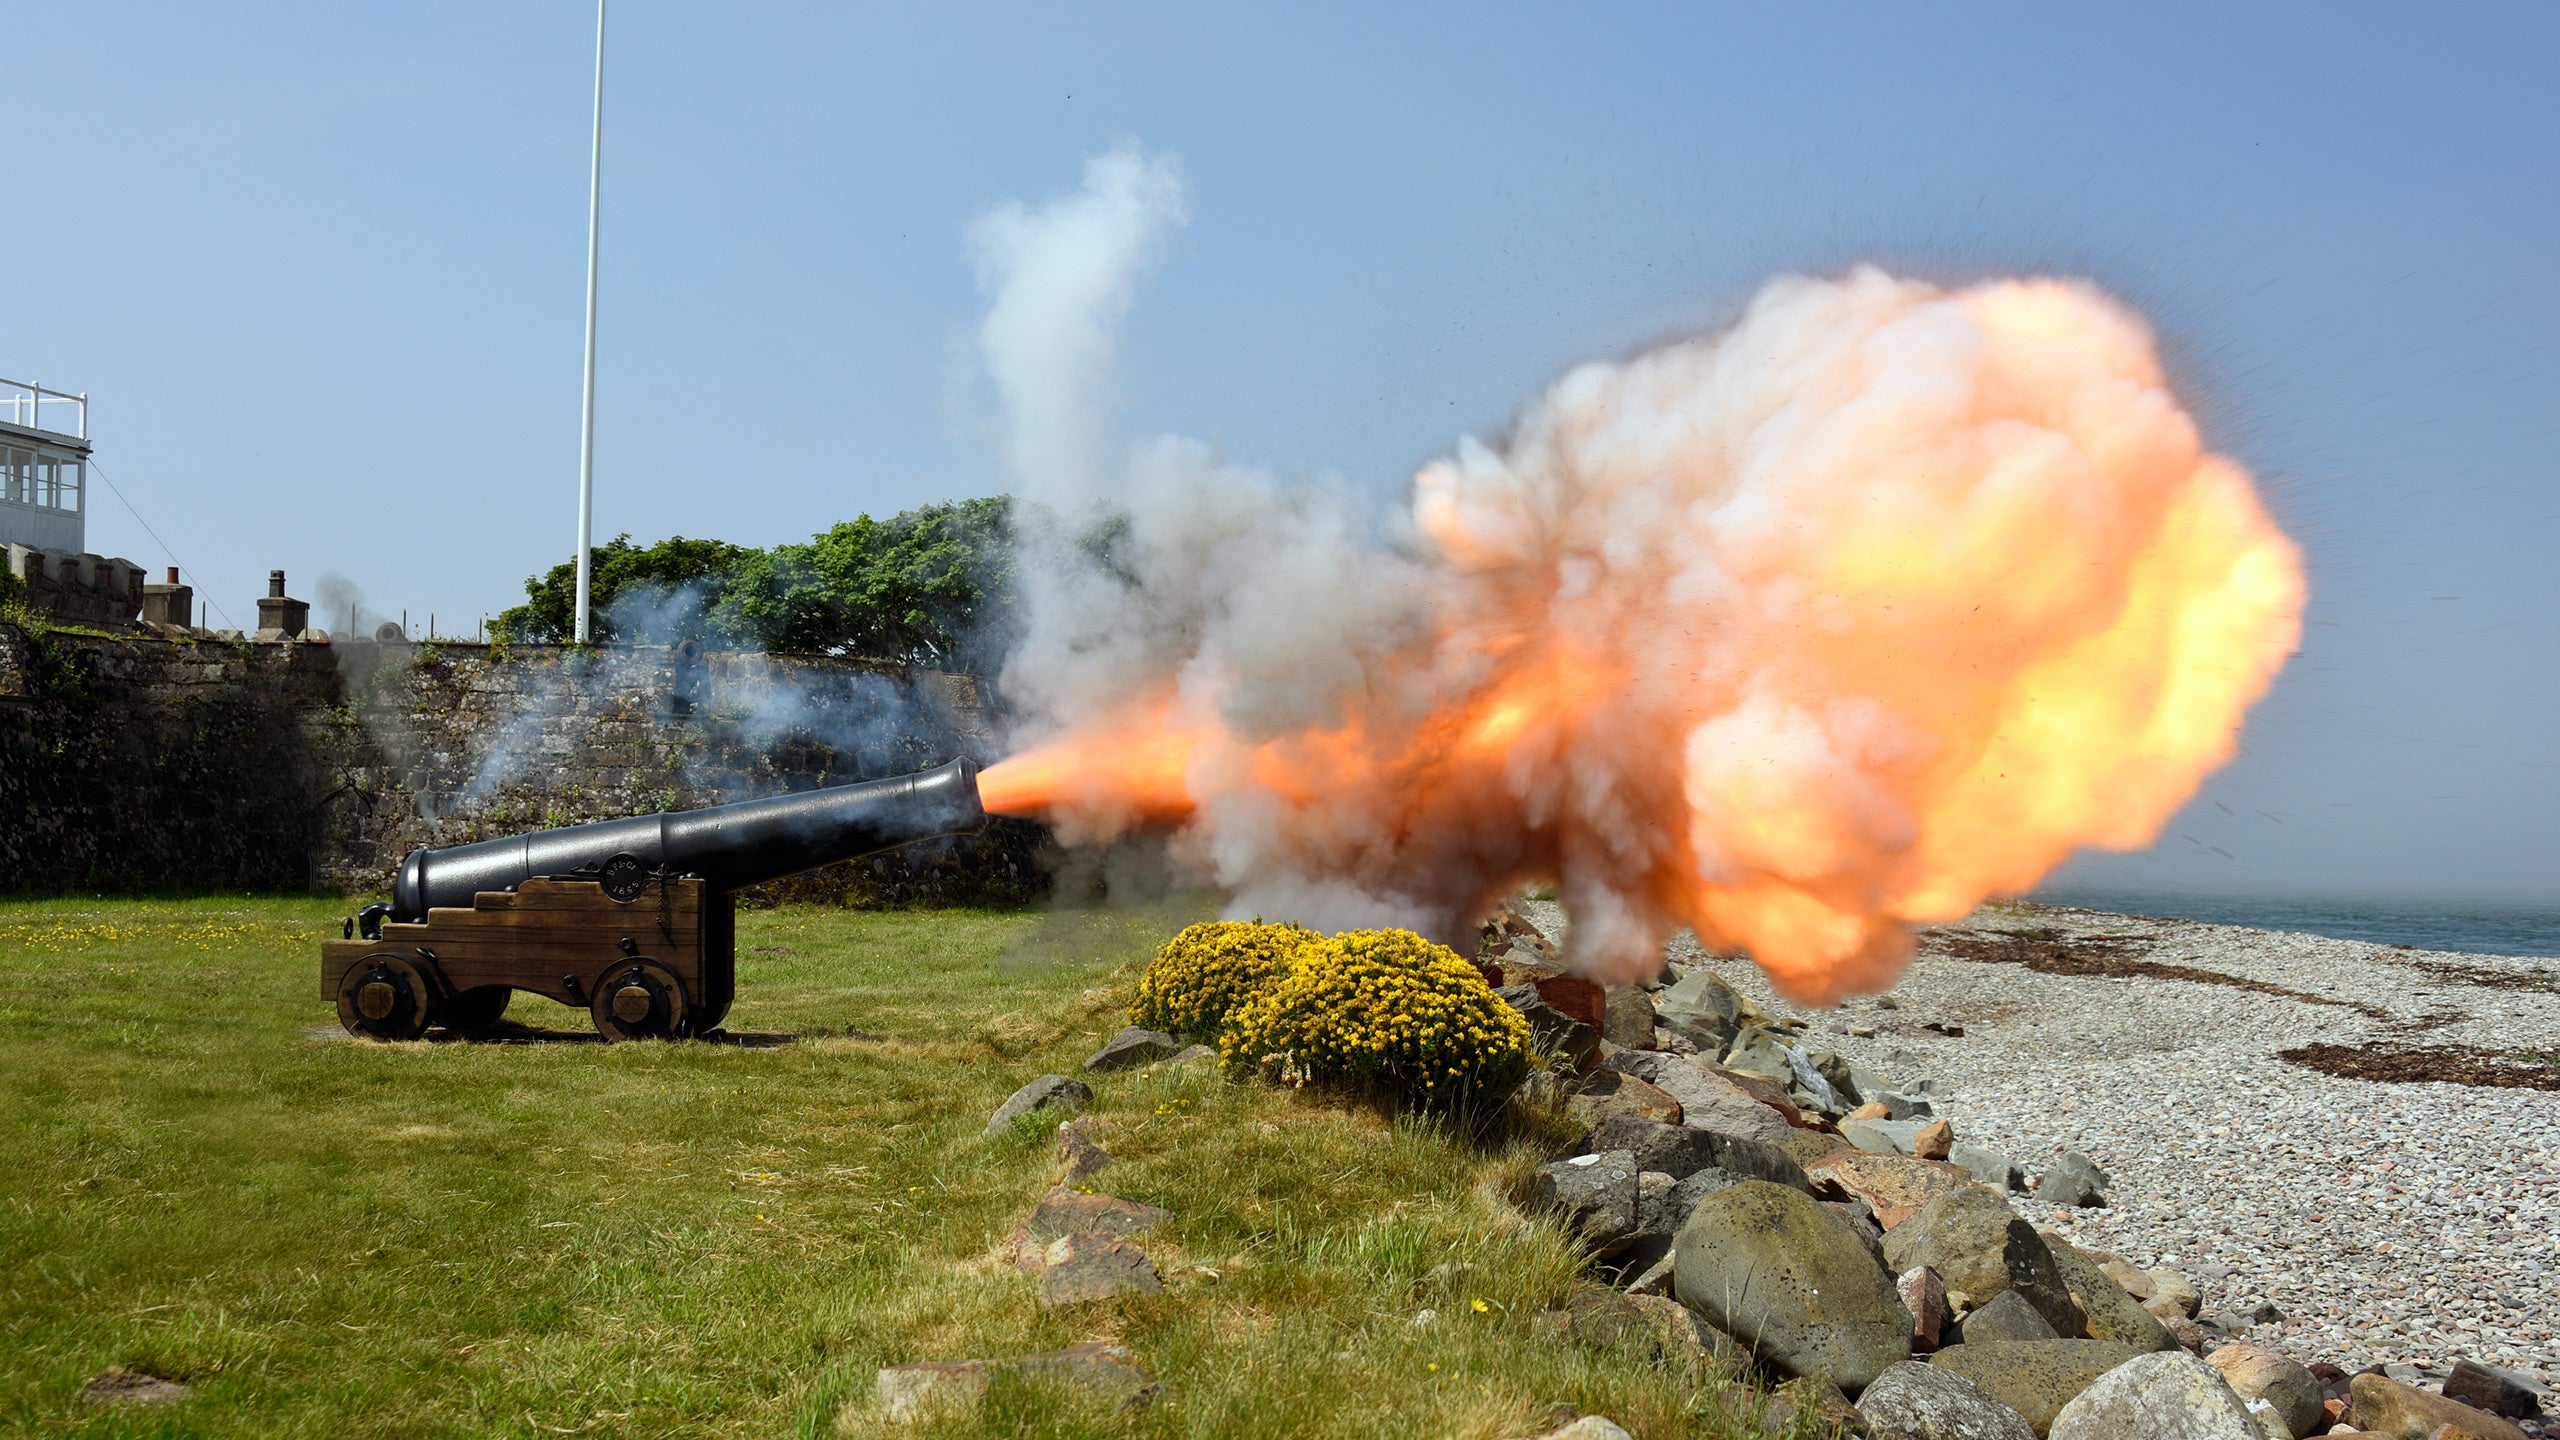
[975,149,2304,1002]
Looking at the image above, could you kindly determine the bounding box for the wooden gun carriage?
[322,758,981,1041]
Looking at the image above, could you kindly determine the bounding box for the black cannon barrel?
[392,758,984,921]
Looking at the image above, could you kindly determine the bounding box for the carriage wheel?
[433,986,513,1037]
[589,960,690,1042]
[336,955,436,1041]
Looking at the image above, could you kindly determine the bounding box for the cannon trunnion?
[321,758,982,1041]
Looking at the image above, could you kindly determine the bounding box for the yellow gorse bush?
[1222,927,1533,1106]
[1129,920,1321,1041]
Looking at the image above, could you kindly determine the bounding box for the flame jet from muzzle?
[982,267,2305,1004]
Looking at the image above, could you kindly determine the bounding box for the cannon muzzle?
[391,757,985,922]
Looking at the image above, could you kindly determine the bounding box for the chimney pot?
[269,569,286,598]
[167,566,180,585]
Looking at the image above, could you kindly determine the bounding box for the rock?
[2347,1373,2528,1440]
[875,1341,1156,1421]
[1964,1289,2063,1343]
[1009,1187,1170,1267]
[2231,1296,2282,1325]
[1565,1069,1684,1129]
[1536,975,1608,1031]
[1625,1250,1677,1297]
[81,1370,191,1406]
[2038,1151,2110,1208]
[1722,1026,1800,1086]
[1874,1090,1940,1120]
[1951,1142,2029,1192]
[2049,1351,2264,1440]
[2443,1361,2545,1420]
[1770,1126,1857,1171]
[987,1074,1093,1136]
[1084,1025,1183,1072]
[2098,1259,2157,1303]
[1037,1231,1163,1307]
[1564,1288,1742,1367]
[1500,983,1602,1069]
[1916,1118,1956,1161]
[1902,1265,1953,1353]
[1589,1112,1812,1194]
[2207,1345,2327,1440]
[1602,1052,1794,1142]
[2155,1309,2208,1355]
[1531,1150,1641,1253]
[2042,1230,2179,1351]
[1852,1100,1895,1121]
[1708,1064,1813,1126]
[1165,1043,1220,1069]
[2147,1268,2203,1319]
[1845,1118,1931,1155]
[1673,1179,1914,1394]
[1930,1340,2147,1438]
[1655,969,1766,1053]
[1603,986,1659,1050]
[1809,1151,1979,1228]
[1814,1050,1865,1106]
[1056,1117,1113,1184]
[1540,1418,1634,1440]
[1861,1360,2039,1440]
[1883,1186,2087,1337]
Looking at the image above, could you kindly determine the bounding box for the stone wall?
[0,623,1042,904]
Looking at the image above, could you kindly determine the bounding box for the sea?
[2027,890,2560,961]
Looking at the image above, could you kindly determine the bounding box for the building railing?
[0,378,87,441]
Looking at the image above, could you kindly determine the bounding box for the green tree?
[495,534,756,644]
[715,497,1013,664]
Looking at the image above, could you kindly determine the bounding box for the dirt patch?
[83,1370,191,1406]
[2277,1042,2560,1091]
[1925,928,2394,1021]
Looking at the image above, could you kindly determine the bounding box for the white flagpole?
[573,0,607,643]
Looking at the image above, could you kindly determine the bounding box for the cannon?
[320,758,985,1041]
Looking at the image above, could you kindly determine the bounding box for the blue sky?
[10,3,2554,902]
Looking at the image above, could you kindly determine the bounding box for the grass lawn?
[0,896,1816,1439]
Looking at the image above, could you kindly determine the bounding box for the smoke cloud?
[977,149,2305,1003]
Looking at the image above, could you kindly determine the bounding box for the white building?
[1,378,88,553]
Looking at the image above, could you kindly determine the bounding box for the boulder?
[1963,1290,2062,1344]
[986,1074,1092,1136]
[1673,1179,1915,1395]
[1009,1188,1171,1267]
[2097,1258,2156,1303]
[1655,969,1765,1053]
[1844,1118,1930,1155]
[2443,1360,2546,1421]
[1599,1054,1795,1144]
[1894,1183,2088,1332]
[875,1341,1156,1421]
[2347,1373,2528,1440]
[1915,1118,1956,1161]
[1771,1126,1857,1171]
[1860,1359,2038,1440]
[2042,1231,2178,1351]
[1538,1418,1633,1440]
[1722,1026,1800,1086]
[1500,984,1602,1069]
[1036,1231,1163,1307]
[1083,1025,1184,1072]
[1812,1050,1865,1107]
[1883,1186,2087,1337]
[2049,1351,2263,1440]
[1536,975,1608,1031]
[1565,1069,1683,1129]
[1900,1265,1952,1353]
[2205,1345,2324,1440]
[1808,1151,1978,1228]
[1951,1142,2028,1192]
[1706,1064,1811,1125]
[2038,1151,2109,1208]
[1165,1043,1220,1070]
[1603,986,1659,1050]
[1531,1150,1641,1253]
[2146,1268,2202,1318]
[1873,1090,1939,1120]
[1930,1341,2146,1438]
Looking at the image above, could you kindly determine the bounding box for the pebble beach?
[1530,897,2560,1392]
